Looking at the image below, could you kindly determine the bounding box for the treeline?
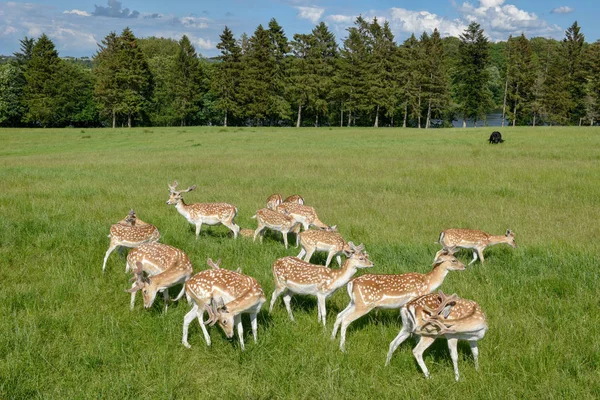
[1,18,599,128]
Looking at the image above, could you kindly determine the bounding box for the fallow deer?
[283,194,304,205]
[166,181,240,239]
[385,291,488,381]
[436,228,517,265]
[270,242,372,325]
[125,242,193,311]
[252,208,300,249]
[102,210,160,272]
[331,252,465,352]
[181,258,266,350]
[297,226,353,267]
[275,202,330,247]
[266,194,283,210]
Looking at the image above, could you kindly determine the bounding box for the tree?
[267,18,291,124]
[172,35,203,126]
[422,29,451,128]
[288,33,315,127]
[94,31,122,128]
[584,41,600,125]
[212,26,242,126]
[503,34,536,126]
[0,64,25,126]
[398,34,423,127]
[307,22,338,127]
[453,22,493,127]
[367,19,397,127]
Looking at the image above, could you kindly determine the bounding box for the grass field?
[1,126,599,399]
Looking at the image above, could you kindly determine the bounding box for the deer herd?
[103,181,517,381]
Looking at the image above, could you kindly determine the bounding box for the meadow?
[0,126,598,399]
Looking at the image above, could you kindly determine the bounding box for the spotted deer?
[102,210,160,272]
[331,252,465,352]
[385,291,488,381]
[270,242,372,326]
[180,258,266,350]
[283,194,304,205]
[297,226,354,267]
[252,208,300,249]
[166,181,240,239]
[266,194,283,210]
[125,242,192,310]
[436,228,517,265]
[275,202,330,247]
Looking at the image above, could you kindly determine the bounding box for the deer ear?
[506,229,513,236]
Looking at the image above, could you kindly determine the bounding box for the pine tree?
[584,40,600,125]
[213,26,242,126]
[0,63,25,126]
[308,22,338,127]
[94,32,122,128]
[563,21,586,124]
[454,22,493,127]
[504,34,536,126]
[367,19,396,127]
[267,18,291,124]
[288,33,315,127]
[172,35,203,126]
[422,29,451,128]
[398,34,423,128]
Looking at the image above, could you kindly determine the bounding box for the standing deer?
[252,208,301,249]
[266,194,283,210]
[331,252,465,352]
[270,242,372,325]
[166,181,240,239]
[436,228,517,265]
[126,242,193,311]
[385,291,488,381]
[180,259,266,350]
[276,202,330,247]
[102,209,160,272]
[297,226,353,267]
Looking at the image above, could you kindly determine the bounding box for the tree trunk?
[128,114,132,128]
[340,102,343,127]
[296,104,301,128]
[224,111,228,127]
[347,110,351,127]
[462,116,466,128]
[512,101,517,127]
[502,77,508,128]
[403,103,408,128]
[533,113,536,127]
[591,117,594,126]
[579,118,583,126]
[426,99,432,129]
[112,109,116,129]
[374,105,379,128]
[474,119,477,128]
[315,113,319,128]
[417,92,422,128]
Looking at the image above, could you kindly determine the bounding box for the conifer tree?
[422,29,451,128]
[288,33,314,127]
[94,31,122,128]
[504,34,536,126]
[213,26,242,126]
[584,40,600,125]
[173,35,203,126]
[368,19,396,127]
[308,22,337,126]
[0,63,25,126]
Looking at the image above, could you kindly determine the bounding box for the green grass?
[1,126,599,399]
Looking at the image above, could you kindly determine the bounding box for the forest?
[0,17,599,128]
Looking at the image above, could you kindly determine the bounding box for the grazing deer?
[180,258,266,350]
[270,242,372,325]
[331,252,465,352]
[283,194,304,205]
[385,291,488,381]
[266,194,283,210]
[166,181,240,239]
[436,228,517,265]
[102,210,160,272]
[125,242,192,310]
[297,226,354,267]
[252,208,300,249]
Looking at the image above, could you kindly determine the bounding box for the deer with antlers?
[297,226,355,267]
[180,258,266,350]
[166,181,240,239]
[125,242,193,310]
[102,210,160,272]
[270,242,372,325]
[385,291,488,381]
[331,252,465,352]
[436,228,517,265]
[252,208,301,249]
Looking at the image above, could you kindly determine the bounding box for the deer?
[297,226,354,267]
[435,228,517,265]
[270,242,372,326]
[252,208,301,249]
[102,209,160,272]
[266,194,283,210]
[180,258,266,350]
[385,291,488,381]
[331,252,465,352]
[283,194,304,205]
[125,242,193,311]
[166,181,240,239]
[275,202,330,247]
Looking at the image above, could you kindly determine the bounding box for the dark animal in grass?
[488,131,504,144]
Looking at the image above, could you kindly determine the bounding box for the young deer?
[385,291,488,381]
[331,252,465,352]
[276,202,330,247]
[297,226,353,267]
[126,243,193,310]
[180,258,266,350]
[270,242,372,326]
[252,208,301,248]
[283,194,304,205]
[266,194,283,210]
[126,242,192,310]
[166,181,240,239]
[102,210,160,272]
[436,228,517,265]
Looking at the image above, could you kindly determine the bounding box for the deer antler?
[180,184,196,193]
[207,258,221,269]
[418,291,459,334]
[168,180,179,192]
[203,301,218,326]
[348,242,365,253]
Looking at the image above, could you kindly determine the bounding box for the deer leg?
[297,247,306,259]
[317,294,327,326]
[413,336,436,379]
[477,248,485,264]
[163,290,170,312]
[253,225,264,243]
[173,286,185,303]
[303,248,315,263]
[196,307,212,346]
[469,340,480,371]
[447,338,460,381]
[223,220,240,239]
[182,304,199,348]
[385,327,411,366]
[236,315,245,351]
[331,301,354,339]
[325,251,335,268]
[102,243,118,272]
[339,307,370,352]
[469,250,478,265]
[336,255,342,267]
[250,313,258,343]
[195,223,202,240]
[282,290,294,321]
[129,283,138,311]
[282,230,289,249]
[269,285,285,313]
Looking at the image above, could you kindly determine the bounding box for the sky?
[0,0,596,58]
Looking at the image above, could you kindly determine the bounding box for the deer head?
[505,229,517,248]
[432,253,465,271]
[166,181,197,205]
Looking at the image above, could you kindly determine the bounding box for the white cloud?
[551,6,574,14]
[325,14,354,24]
[181,16,209,29]
[295,6,324,23]
[1,26,18,36]
[192,36,213,50]
[390,8,466,37]
[63,10,91,17]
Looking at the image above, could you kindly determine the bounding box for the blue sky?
[0,0,595,57]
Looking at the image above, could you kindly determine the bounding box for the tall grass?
[0,127,598,398]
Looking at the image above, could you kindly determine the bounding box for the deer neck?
[175,199,191,216]
[327,260,358,290]
[425,265,449,292]
[488,235,509,247]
